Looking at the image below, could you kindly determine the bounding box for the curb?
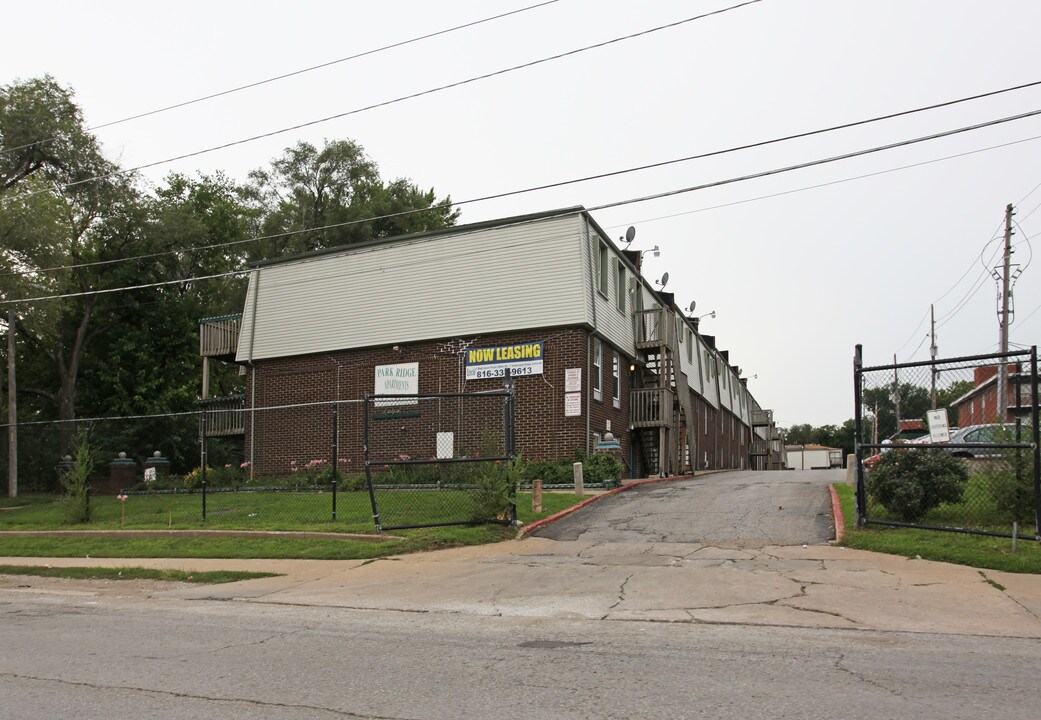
[518,473,696,537]
[830,484,845,543]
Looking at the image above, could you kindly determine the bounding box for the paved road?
[4,469,1041,718]
[534,468,837,546]
[2,582,1041,720]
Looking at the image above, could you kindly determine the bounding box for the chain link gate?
[854,346,1040,539]
[363,375,516,532]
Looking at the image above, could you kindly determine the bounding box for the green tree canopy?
[242,139,458,258]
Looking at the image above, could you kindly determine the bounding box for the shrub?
[582,452,623,485]
[867,448,969,522]
[470,455,523,522]
[58,432,95,524]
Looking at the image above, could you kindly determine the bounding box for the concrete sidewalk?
[4,538,1041,638]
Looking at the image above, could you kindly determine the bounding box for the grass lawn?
[0,490,587,560]
[834,483,1041,574]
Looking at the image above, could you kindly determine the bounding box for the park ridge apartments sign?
[465,341,544,380]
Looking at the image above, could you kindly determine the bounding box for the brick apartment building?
[951,363,1033,427]
[199,208,783,478]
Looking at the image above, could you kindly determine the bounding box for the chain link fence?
[1,380,517,532]
[364,384,516,531]
[854,346,1040,538]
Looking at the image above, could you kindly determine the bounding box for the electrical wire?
[604,133,1041,231]
[1,0,764,202]
[586,107,1041,212]
[11,91,1041,282]
[0,0,562,157]
[1019,195,1041,224]
[7,107,1041,306]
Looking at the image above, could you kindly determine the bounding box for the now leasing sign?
[465,341,544,380]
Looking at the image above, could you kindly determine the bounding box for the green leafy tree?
[242,139,458,258]
[862,383,931,440]
[0,75,145,451]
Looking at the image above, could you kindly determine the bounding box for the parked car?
[945,423,1030,458]
[862,431,959,469]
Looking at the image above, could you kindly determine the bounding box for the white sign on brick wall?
[564,368,582,393]
[564,392,582,417]
[374,362,418,406]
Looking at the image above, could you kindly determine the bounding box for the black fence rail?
[853,346,1041,539]
[363,378,516,531]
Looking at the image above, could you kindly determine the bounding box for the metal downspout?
[247,269,260,482]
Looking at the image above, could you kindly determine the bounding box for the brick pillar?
[107,452,137,495]
[144,451,170,483]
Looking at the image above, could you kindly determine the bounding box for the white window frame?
[612,352,621,409]
[593,338,603,401]
[598,242,609,297]
[615,261,626,313]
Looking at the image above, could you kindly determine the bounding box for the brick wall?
[242,326,636,478]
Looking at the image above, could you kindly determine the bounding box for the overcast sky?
[4,0,1041,427]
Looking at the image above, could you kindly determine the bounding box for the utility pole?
[930,304,938,410]
[7,311,16,498]
[998,203,1014,423]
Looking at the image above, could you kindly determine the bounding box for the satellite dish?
[688,300,696,314]
[657,271,669,289]
[625,226,636,243]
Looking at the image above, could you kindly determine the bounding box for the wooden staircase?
[631,307,697,476]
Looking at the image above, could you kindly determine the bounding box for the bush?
[470,455,523,522]
[58,432,95,524]
[583,452,623,485]
[867,448,969,522]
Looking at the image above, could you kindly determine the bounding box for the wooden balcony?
[633,308,666,349]
[199,314,241,359]
[631,387,675,429]
[752,410,773,427]
[198,395,246,437]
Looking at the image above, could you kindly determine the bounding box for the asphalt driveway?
[532,468,838,546]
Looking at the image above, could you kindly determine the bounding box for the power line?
[586,107,1041,212]
[0,0,562,158]
[605,133,1041,231]
[1,0,764,203]
[6,102,1041,283]
[8,108,1041,306]
[8,112,1041,285]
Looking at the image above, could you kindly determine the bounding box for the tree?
[0,77,155,453]
[76,173,252,418]
[242,139,457,259]
[0,75,111,193]
[862,383,931,441]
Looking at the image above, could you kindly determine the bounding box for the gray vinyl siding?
[701,347,720,410]
[586,218,637,355]
[678,325,704,396]
[237,214,588,362]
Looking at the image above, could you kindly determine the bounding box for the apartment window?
[615,261,626,313]
[593,338,602,401]
[686,330,693,363]
[598,242,609,297]
[612,352,621,409]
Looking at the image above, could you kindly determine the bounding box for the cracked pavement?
[3,469,1041,638]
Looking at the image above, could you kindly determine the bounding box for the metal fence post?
[503,369,516,522]
[853,344,866,528]
[363,394,381,532]
[200,414,208,521]
[331,403,338,521]
[1031,346,1040,541]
